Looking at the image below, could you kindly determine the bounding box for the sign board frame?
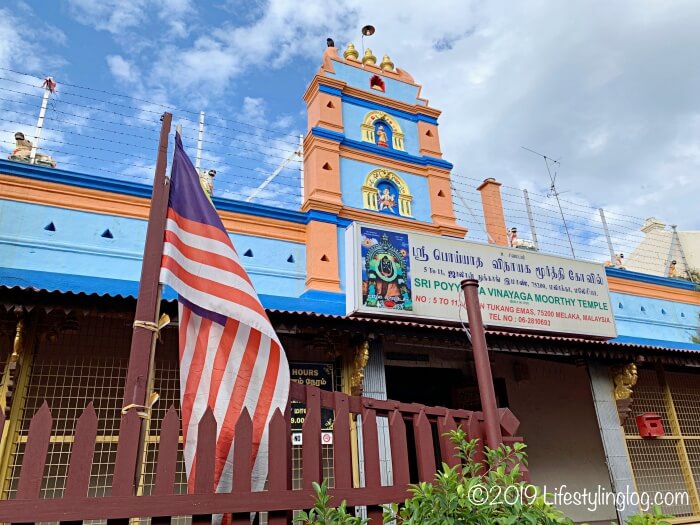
[345,222,617,339]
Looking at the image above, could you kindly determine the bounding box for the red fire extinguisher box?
[636,413,665,438]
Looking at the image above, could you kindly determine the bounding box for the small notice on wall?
[345,222,617,339]
[290,362,335,433]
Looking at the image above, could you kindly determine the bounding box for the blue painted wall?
[611,291,700,344]
[342,101,420,156]
[0,199,306,298]
[327,61,423,105]
[339,158,431,223]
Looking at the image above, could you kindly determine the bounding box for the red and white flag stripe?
[160,134,289,496]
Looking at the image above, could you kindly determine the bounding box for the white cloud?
[106,55,139,84]
[67,0,148,35]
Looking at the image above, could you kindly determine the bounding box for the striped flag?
[160,133,290,494]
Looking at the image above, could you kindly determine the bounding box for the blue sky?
[2,0,700,265]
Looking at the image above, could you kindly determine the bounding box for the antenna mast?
[521,146,576,258]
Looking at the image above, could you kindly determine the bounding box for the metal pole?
[299,134,305,207]
[460,279,502,449]
[195,112,204,170]
[30,88,50,164]
[599,209,616,263]
[122,112,172,410]
[523,189,539,250]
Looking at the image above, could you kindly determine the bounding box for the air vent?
[326,100,335,109]
[44,222,56,232]
[425,129,434,137]
[320,254,329,262]
[243,249,253,257]
[322,162,332,171]
[101,229,114,239]
[287,255,295,263]
[437,189,446,197]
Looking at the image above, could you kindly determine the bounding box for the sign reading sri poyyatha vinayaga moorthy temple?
[345,223,617,339]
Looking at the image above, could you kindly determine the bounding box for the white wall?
[494,355,618,524]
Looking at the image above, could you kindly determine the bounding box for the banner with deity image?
[360,227,413,311]
[347,222,617,339]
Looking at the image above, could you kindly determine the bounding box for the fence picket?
[437,412,459,468]
[111,409,143,497]
[332,391,352,490]
[231,408,253,525]
[302,386,321,490]
[361,407,383,522]
[16,401,52,499]
[412,410,435,482]
[267,409,289,525]
[154,406,180,496]
[388,410,409,487]
[64,402,98,499]
[195,408,217,494]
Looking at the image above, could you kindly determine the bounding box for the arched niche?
[361,168,413,218]
[360,111,405,151]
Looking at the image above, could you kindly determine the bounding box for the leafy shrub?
[383,428,572,524]
[298,480,367,525]
[301,429,673,525]
[624,505,672,525]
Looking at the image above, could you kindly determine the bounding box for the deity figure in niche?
[375,124,389,147]
[378,184,396,214]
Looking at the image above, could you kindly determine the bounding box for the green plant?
[624,505,672,525]
[383,428,573,524]
[297,480,367,525]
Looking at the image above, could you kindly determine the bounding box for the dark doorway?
[385,365,463,407]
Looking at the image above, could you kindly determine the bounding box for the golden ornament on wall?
[612,363,638,400]
[362,49,377,66]
[344,43,359,61]
[380,55,394,71]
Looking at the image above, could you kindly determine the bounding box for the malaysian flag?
[160,132,290,494]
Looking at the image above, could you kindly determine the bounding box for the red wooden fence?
[0,382,524,524]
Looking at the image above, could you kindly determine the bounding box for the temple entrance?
[385,364,510,410]
[385,365,463,408]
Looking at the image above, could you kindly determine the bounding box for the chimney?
[477,178,508,246]
[641,217,666,234]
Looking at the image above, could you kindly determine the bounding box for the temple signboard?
[345,222,617,338]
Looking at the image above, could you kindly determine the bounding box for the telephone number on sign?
[517,316,551,326]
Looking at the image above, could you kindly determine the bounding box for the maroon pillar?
[460,278,502,449]
[122,112,173,408]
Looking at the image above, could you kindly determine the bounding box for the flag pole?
[122,111,173,413]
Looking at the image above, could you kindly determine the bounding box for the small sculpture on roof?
[8,131,56,168]
[198,169,216,200]
[380,54,394,72]
[362,48,377,66]
[343,43,359,61]
[508,227,536,251]
[668,259,678,278]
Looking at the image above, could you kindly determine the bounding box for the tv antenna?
[521,146,576,258]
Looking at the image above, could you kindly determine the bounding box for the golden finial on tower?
[362,48,377,66]
[380,54,394,71]
[344,43,359,61]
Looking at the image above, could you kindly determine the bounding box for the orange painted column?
[305,220,341,292]
[301,135,343,213]
[477,178,508,246]
[417,121,442,158]
[427,168,468,238]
